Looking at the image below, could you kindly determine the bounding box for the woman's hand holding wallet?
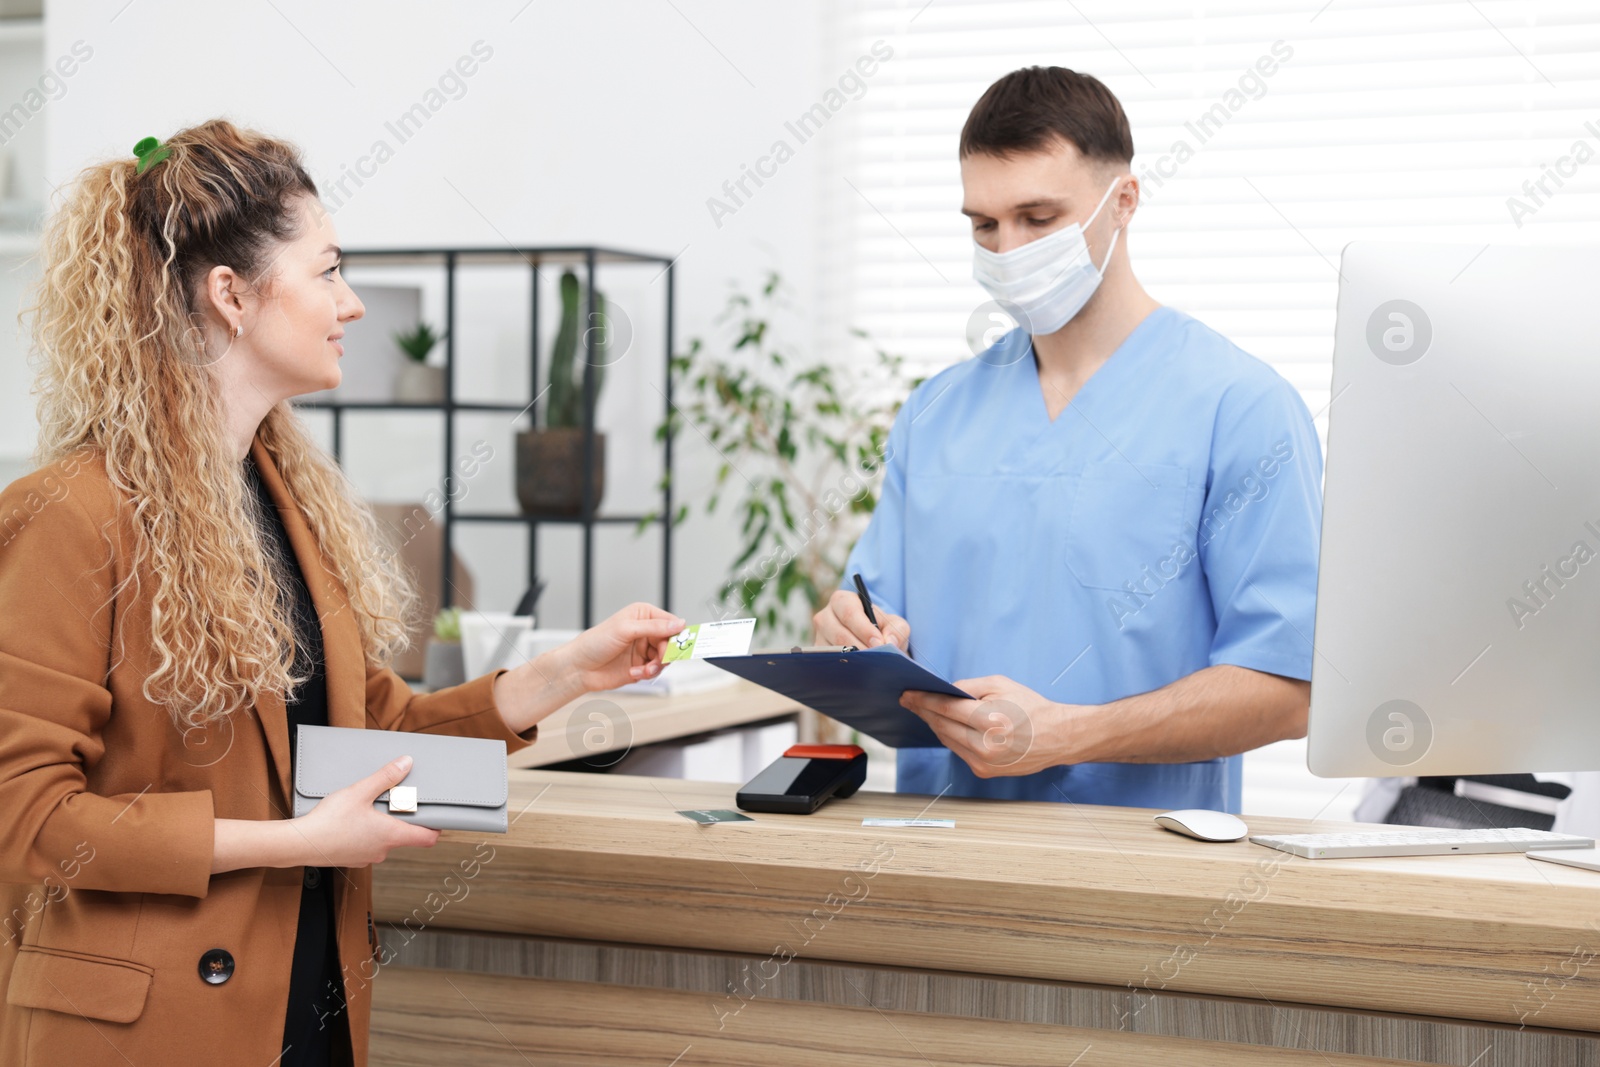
[212,756,438,873]
[213,603,685,874]
[292,755,440,864]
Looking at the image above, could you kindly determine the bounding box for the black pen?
[852,572,914,658]
[852,572,878,627]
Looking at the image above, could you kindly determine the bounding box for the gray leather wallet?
[292,724,510,834]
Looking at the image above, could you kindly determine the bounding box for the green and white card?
[663,618,756,663]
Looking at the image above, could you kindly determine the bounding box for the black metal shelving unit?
[293,245,676,628]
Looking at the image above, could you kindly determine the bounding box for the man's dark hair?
[959,66,1134,165]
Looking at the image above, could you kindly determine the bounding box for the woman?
[0,119,684,1067]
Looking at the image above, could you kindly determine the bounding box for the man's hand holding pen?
[812,579,911,651]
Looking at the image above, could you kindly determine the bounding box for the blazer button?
[304,867,321,890]
[198,948,235,985]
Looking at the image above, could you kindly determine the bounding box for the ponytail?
[21,120,418,728]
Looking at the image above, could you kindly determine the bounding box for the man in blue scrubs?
[813,66,1321,814]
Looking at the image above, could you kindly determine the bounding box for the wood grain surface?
[370,771,1600,1061]
[371,968,1433,1066]
[372,928,1599,1065]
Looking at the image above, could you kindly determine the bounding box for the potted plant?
[654,271,914,638]
[516,270,613,515]
[394,322,446,403]
[423,607,466,691]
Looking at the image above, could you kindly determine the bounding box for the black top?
[243,454,350,1067]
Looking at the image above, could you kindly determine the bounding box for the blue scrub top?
[843,307,1322,813]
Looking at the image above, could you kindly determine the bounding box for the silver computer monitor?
[1308,241,1600,778]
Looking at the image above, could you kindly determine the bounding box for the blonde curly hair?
[21,118,418,729]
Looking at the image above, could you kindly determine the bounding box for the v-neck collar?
[1021,305,1174,426]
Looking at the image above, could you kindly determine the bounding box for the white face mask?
[971,175,1125,337]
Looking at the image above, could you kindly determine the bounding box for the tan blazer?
[0,433,538,1067]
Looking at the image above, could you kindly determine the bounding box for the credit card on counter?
[676,809,754,824]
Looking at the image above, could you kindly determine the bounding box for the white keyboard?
[1248,826,1594,859]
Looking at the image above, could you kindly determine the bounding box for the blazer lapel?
[248,435,368,807]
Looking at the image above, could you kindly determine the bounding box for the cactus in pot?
[516,269,612,515]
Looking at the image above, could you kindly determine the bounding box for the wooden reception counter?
[368,771,1600,1066]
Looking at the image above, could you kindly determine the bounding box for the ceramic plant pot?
[515,428,606,516]
[423,639,466,691]
[395,362,445,403]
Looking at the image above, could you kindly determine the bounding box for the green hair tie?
[132,136,171,175]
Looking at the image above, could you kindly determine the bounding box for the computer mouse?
[1153,808,1249,842]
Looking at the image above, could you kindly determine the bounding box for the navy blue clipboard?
[705,644,972,748]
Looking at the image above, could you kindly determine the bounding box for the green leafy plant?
[655,271,916,637]
[432,607,462,643]
[545,270,612,429]
[394,322,446,364]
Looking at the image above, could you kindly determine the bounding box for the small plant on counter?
[433,607,462,643]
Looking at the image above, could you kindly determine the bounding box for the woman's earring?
[185,323,237,368]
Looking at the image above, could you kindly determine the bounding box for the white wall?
[0,19,50,479]
[29,0,830,629]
